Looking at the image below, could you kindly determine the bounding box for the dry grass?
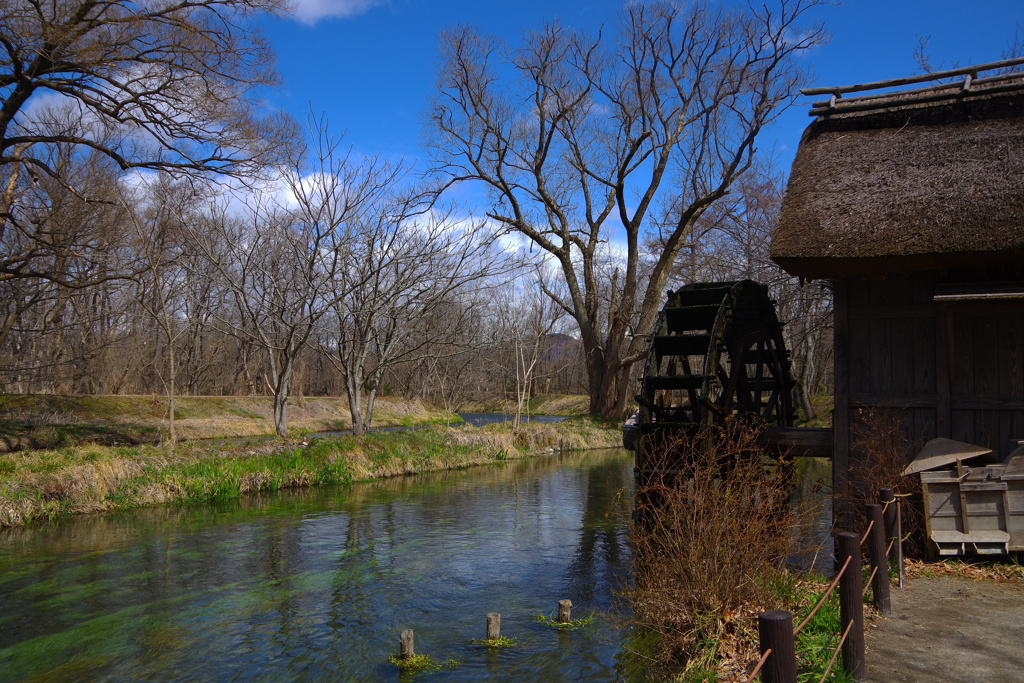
[626,421,818,680]
[905,558,1024,583]
[457,393,590,416]
[0,394,458,449]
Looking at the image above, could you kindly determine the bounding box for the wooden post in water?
[557,599,573,623]
[486,612,501,640]
[757,610,797,683]
[837,531,865,681]
[866,504,891,614]
[400,629,415,659]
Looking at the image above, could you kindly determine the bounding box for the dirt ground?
[864,575,1024,682]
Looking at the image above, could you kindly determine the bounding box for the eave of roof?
[771,62,1024,278]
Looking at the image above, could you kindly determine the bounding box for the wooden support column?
[833,278,852,527]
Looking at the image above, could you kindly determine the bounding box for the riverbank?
[0,394,460,451]
[0,416,621,529]
[457,394,590,416]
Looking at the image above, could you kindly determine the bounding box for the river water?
[0,449,637,682]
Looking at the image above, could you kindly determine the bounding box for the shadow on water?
[0,448,638,682]
[789,457,835,575]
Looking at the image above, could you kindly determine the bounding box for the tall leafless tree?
[190,120,401,437]
[317,197,515,435]
[0,0,296,188]
[427,0,825,418]
[0,0,299,386]
[123,175,210,443]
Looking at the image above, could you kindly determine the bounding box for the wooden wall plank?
[1000,312,1024,400]
[935,304,952,438]
[890,318,915,395]
[914,316,936,395]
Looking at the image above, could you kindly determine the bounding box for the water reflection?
[0,449,635,682]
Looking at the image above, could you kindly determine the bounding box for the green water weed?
[532,611,594,629]
[387,653,459,672]
[470,635,518,647]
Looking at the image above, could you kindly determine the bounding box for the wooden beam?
[807,80,1024,116]
[849,395,937,408]
[757,427,833,459]
[950,398,1024,411]
[801,56,1024,96]
[848,304,935,320]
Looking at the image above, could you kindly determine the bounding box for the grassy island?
[0,395,619,529]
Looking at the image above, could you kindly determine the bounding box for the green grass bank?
[0,416,620,529]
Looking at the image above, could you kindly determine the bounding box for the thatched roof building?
[771,60,1024,541]
[773,67,1024,278]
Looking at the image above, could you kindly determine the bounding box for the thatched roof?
[772,63,1024,278]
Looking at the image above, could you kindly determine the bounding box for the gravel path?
[864,575,1024,682]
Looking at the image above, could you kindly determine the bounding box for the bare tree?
[191,121,400,437]
[427,0,824,418]
[0,0,296,189]
[123,176,209,443]
[0,143,135,388]
[318,197,515,435]
[0,0,298,386]
[486,278,565,428]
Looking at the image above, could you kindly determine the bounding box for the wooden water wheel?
[625,280,797,452]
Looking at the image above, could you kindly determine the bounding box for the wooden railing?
[747,489,904,683]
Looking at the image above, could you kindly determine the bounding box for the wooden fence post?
[879,488,896,539]
[896,498,905,588]
[866,504,891,614]
[486,612,501,640]
[400,629,415,660]
[757,610,797,683]
[557,599,573,623]
[878,487,905,588]
[837,531,865,681]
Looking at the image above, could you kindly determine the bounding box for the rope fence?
[817,619,855,683]
[744,647,773,683]
[750,488,904,683]
[792,555,850,636]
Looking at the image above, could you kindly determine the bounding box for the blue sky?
[260,0,1024,176]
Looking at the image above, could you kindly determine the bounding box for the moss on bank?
[0,417,620,529]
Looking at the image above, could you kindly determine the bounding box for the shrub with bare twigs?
[626,420,817,677]
[845,408,922,552]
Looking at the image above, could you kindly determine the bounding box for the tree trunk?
[272,362,292,438]
[273,390,289,438]
[584,343,629,420]
[167,336,176,446]
[346,372,365,436]
[365,383,379,433]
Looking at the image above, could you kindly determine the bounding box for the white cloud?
[290,0,382,25]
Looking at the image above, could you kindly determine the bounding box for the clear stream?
[0,448,637,682]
